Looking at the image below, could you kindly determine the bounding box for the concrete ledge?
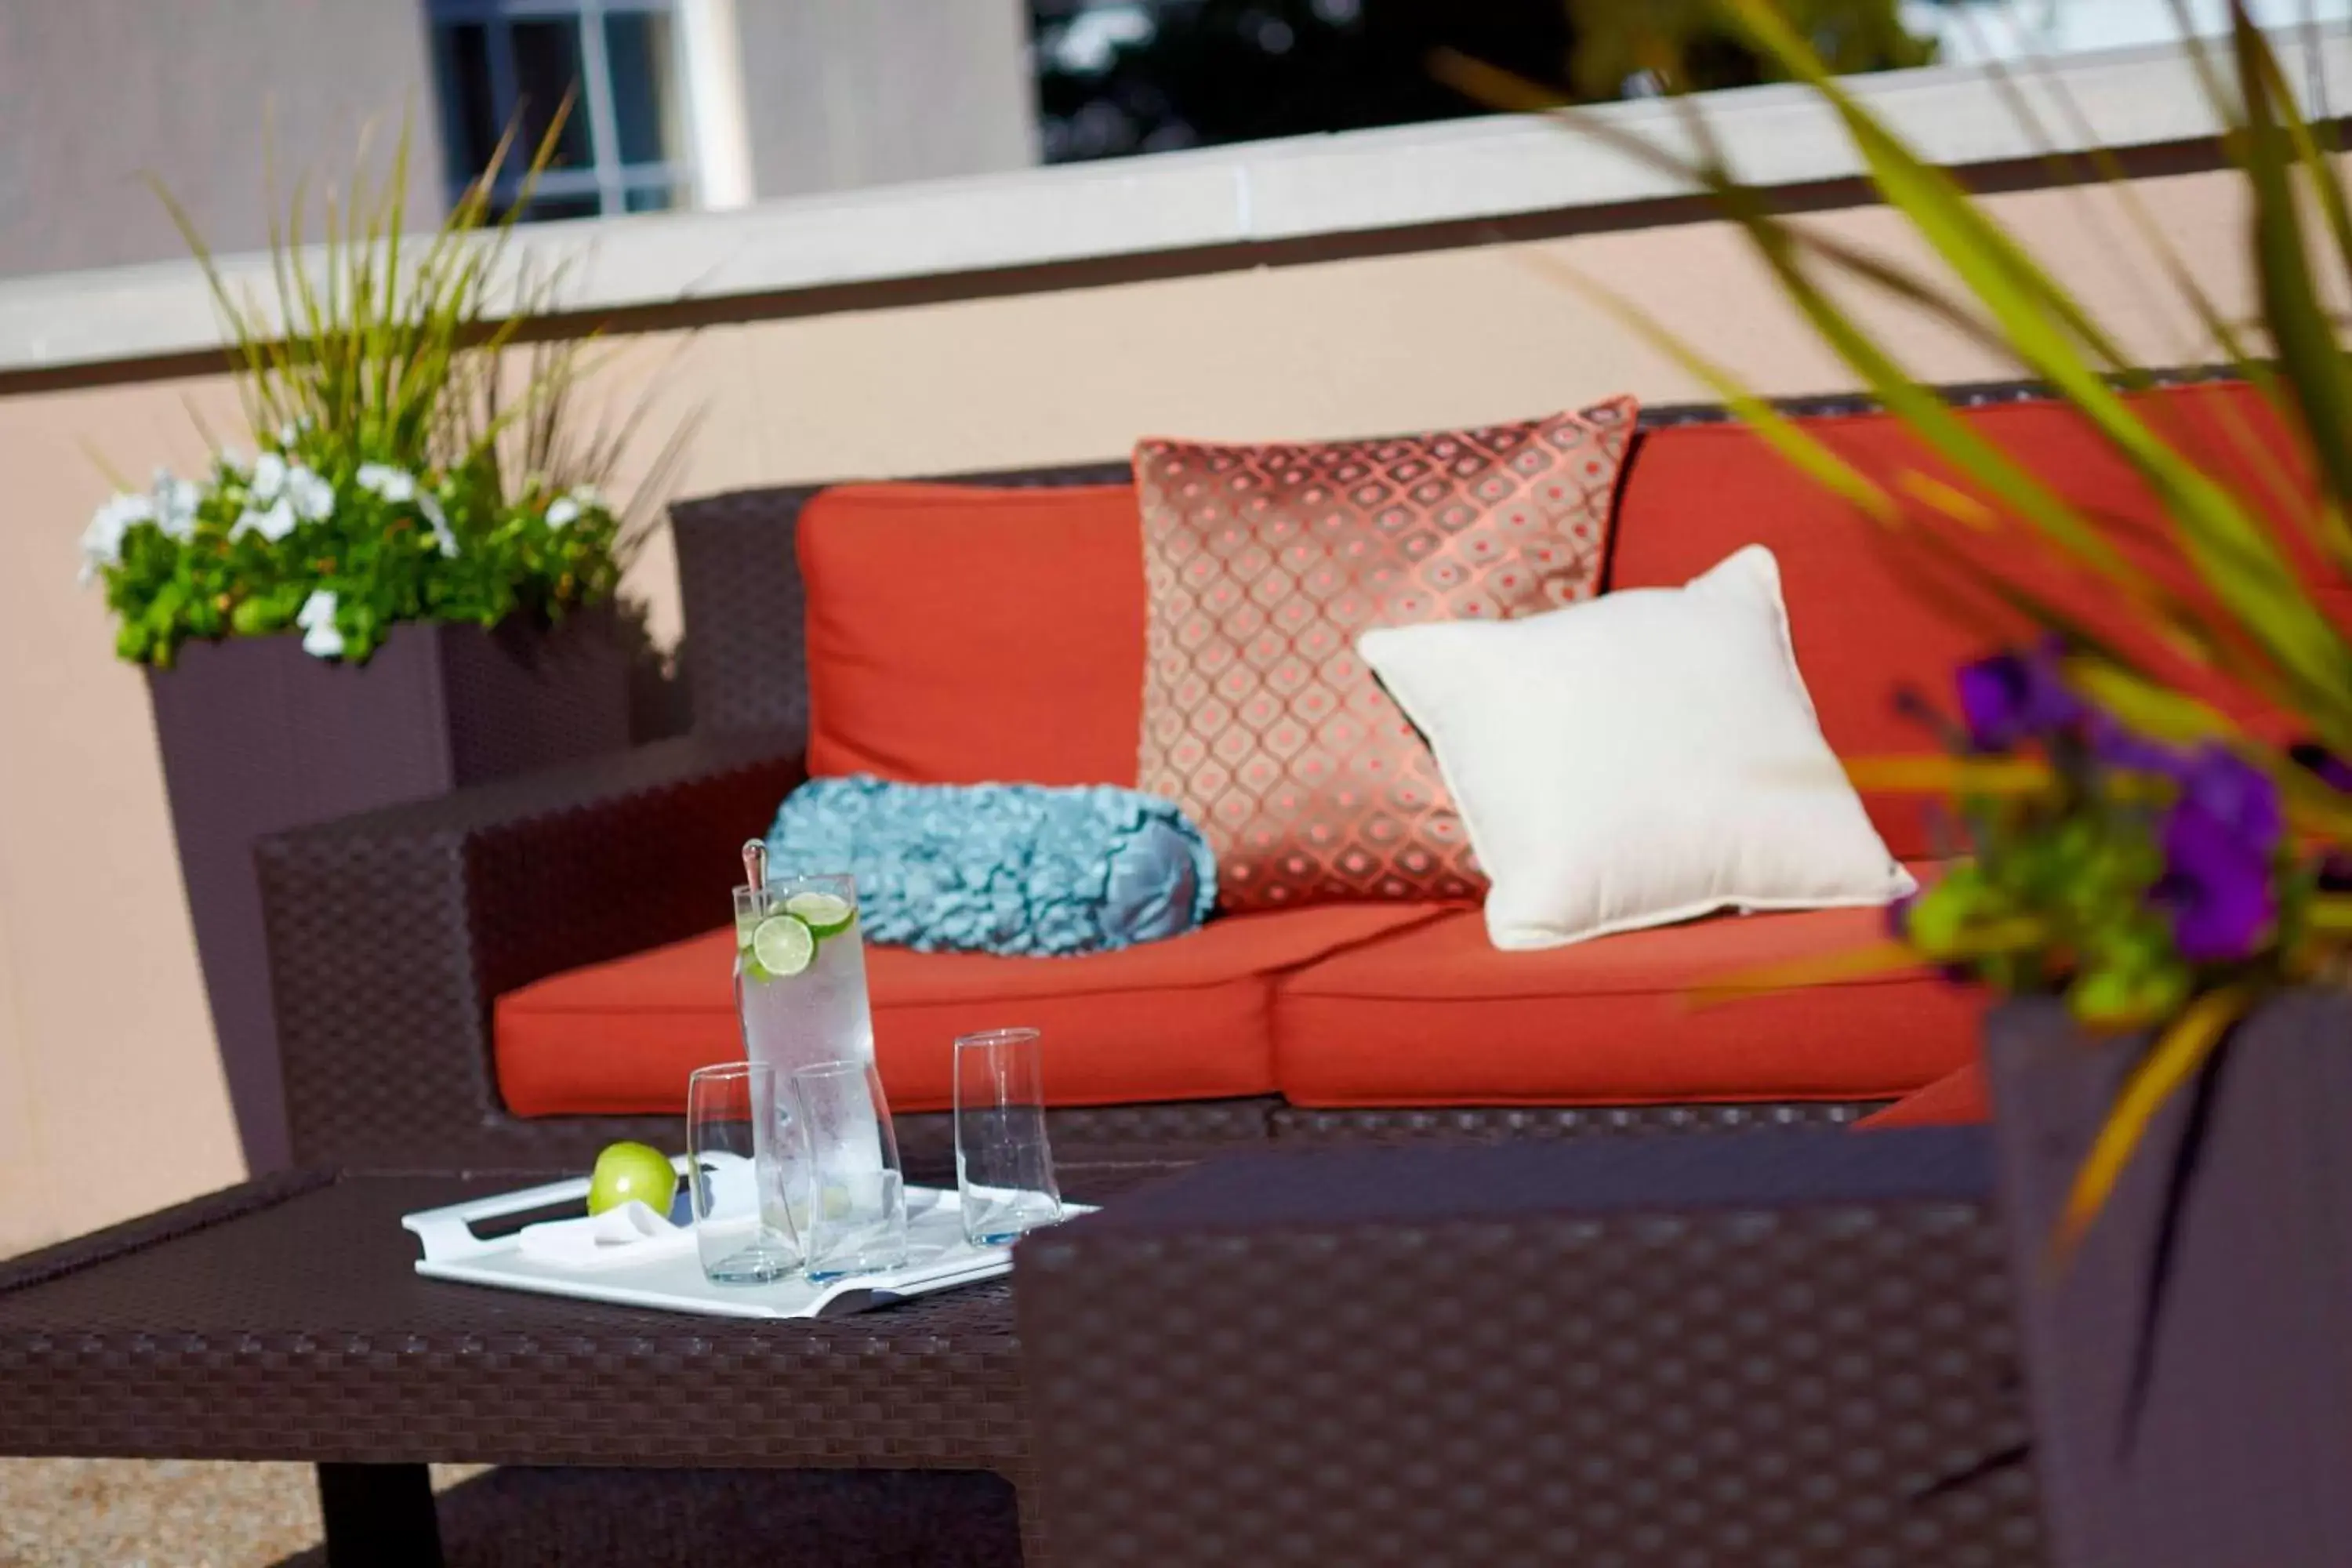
[1,30,2340,377]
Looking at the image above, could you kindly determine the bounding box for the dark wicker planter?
[1984,993,2352,1568]
[148,610,630,1174]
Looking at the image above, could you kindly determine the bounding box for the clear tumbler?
[686,1061,797,1284]
[789,1059,909,1281]
[953,1028,1063,1247]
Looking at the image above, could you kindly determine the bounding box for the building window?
[428,0,694,221]
[1029,0,1938,165]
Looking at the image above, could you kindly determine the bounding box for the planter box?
[149,612,630,1173]
[1985,993,2352,1568]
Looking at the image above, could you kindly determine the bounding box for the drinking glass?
[735,872,875,1225]
[953,1028,1064,1247]
[686,1061,798,1284]
[789,1059,908,1282]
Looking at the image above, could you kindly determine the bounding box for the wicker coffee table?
[1022,1127,2047,1566]
[0,1159,1184,1566]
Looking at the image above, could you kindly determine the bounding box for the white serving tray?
[402,1158,1087,1320]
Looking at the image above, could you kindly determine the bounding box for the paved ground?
[0,1458,484,1567]
[0,1459,1023,1566]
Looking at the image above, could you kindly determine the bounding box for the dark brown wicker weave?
[259,728,808,1172]
[0,1158,1184,1566]
[258,376,2197,1175]
[1020,1127,2043,1566]
[1,1135,2040,1566]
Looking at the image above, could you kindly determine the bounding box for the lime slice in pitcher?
[750,913,817,978]
[784,890,855,938]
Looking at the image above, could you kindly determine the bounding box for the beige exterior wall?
[0,0,443,278]
[0,376,251,1256]
[734,0,1039,198]
[0,164,2255,1256]
[0,0,1038,279]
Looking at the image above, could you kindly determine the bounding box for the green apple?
[587,1140,677,1217]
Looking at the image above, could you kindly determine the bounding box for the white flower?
[285,464,335,522]
[546,482,605,530]
[249,452,288,503]
[296,590,344,659]
[217,446,249,477]
[230,459,326,540]
[418,492,459,556]
[354,463,390,493]
[233,495,298,543]
[355,463,416,503]
[151,469,202,542]
[78,491,154,585]
[359,464,457,554]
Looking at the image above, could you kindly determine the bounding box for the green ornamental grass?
[1454,0,2352,1250]
[82,104,674,666]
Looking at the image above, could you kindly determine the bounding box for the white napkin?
[517,1200,699,1272]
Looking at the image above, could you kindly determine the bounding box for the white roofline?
[2,30,2340,377]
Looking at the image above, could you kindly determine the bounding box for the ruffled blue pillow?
[764,775,1217,956]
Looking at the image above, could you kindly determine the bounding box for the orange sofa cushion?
[799,482,1148,786]
[1272,885,1983,1107]
[1609,384,2307,860]
[495,903,1447,1118]
[1857,1061,1991,1129]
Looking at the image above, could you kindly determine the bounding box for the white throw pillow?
[1358,544,1914,950]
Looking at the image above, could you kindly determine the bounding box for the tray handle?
[401,1156,691,1262]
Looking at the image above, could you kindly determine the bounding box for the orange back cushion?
[800,483,1147,786]
[1608,383,2307,860]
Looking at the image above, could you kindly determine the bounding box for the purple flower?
[2156,802,2277,960]
[2085,712,2194,780]
[2151,747,2281,963]
[1957,648,2080,752]
[2180,746,2283,850]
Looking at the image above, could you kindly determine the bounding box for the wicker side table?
[1018,1127,2044,1567]
[0,1159,1187,1566]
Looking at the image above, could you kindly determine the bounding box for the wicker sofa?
[255,377,2266,1174]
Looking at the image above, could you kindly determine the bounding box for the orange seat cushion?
[495,903,1449,1118]
[1856,1061,1991,1129]
[799,482,1149,787]
[1272,886,1983,1107]
[1610,384,2310,860]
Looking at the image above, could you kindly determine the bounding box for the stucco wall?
[733,0,1039,198]
[0,0,444,278]
[0,162,2258,1257]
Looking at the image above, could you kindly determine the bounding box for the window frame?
[426,0,695,220]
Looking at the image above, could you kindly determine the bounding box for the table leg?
[315,1462,445,1568]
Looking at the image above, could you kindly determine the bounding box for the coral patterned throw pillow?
[1134,399,1639,909]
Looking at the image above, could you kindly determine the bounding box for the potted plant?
[1457,3,2352,1562]
[83,115,679,1172]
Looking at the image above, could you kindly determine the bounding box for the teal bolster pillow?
[763,775,1217,956]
